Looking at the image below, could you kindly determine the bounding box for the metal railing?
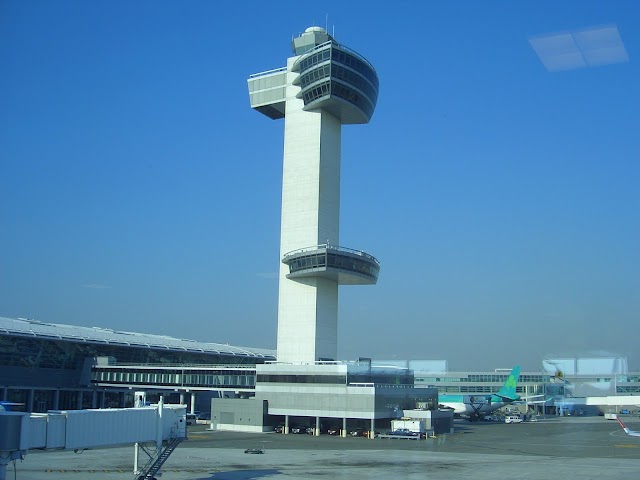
[102,362,262,369]
[135,426,185,480]
[283,243,379,265]
[248,66,288,79]
[348,383,419,389]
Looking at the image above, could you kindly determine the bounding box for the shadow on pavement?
[197,469,281,480]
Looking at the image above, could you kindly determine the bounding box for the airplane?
[438,366,543,421]
[616,417,640,437]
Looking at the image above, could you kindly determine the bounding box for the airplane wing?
[520,394,546,400]
[617,417,640,437]
[494,394,519,402]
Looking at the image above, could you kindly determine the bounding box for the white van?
[505,415,523,424]
[186,413,197,425]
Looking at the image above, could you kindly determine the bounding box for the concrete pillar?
[100,391,106,408]
[342,418,347,438]
[121,391,126,408]
[190,392,196,414]
[76,391,83,410]
[133,443,140,476]
[370,418,375,439]
[91,390,98,409]
[53,389,60,410]
[284,415,290,434]
[180,393,185,405]
[315,416,321,436]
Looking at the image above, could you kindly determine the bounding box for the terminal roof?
[0,316,276,358]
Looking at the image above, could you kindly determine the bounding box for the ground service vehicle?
[391,419,426,436]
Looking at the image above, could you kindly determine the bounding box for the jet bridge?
[585,395,640,407]
[0,398,186,480]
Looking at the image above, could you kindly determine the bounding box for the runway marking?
[614,444,640,448]
[46,470,127,473]
[459,440,608,448]
[45,469,213,473]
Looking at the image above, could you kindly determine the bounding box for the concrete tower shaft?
[248,27,380,364]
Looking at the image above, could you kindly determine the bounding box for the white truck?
[504,415,523,424]
[391,419,426,436]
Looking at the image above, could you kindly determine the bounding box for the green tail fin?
[496,366,521,401]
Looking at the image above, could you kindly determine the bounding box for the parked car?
[390,428,413,436]
[349,428,365,437]
[362,430,380,438]
[290,425,307,434]
[327,426,340,435]
[244,448,264,454]
[274,425,284,433]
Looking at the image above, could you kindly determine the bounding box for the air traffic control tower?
[248,27,380,364]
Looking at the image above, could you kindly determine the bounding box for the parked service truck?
[391,419,426,436]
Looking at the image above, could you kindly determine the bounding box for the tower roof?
[292,26,333,55]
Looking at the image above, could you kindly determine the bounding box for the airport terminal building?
[0,316,274,413]
[0,315,443,434]
[2,315,638,422]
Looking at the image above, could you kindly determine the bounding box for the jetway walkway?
[585,395,640,408]
[0,399,186,480]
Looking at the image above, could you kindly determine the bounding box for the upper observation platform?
[282,244,380,285]
[248,27,378,124]
[292,38,378,124]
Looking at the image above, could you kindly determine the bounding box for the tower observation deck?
[248,26,379,363]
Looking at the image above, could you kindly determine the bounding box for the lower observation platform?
[282,244,380,285]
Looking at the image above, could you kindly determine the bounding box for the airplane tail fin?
[617,417,631,434]
[495,366,521,402]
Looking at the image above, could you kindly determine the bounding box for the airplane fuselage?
[439,394,511,417]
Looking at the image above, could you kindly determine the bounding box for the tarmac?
[11,416,640,480]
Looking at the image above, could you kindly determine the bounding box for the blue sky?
[1,1,638,371]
